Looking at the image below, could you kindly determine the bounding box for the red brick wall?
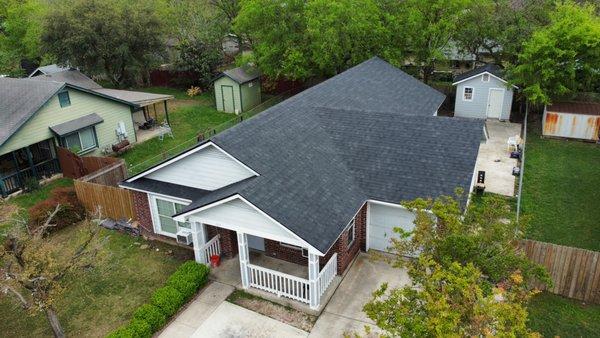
[132,191,153,235]
[263,203,367,275]
[206,225,238,258]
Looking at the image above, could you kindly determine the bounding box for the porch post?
[191,222,207,264]
[237,232,250,289]
[163,100,170,126]
[308,252,320,309]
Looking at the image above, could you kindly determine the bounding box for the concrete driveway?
[476,120,522,196]
[309,253,410,337]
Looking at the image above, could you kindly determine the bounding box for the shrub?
[151,286,184,317]
[23,177,40,192]
[106,319,152,338]
[133,304,166,332]
[175,261,210,288]
[28,187,85,232]
[167,272,198,301]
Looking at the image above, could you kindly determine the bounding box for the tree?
[0,0,47,76]
[510,1,600,104]
[0,207,104,338]
[363,193,550,336]
[398,0,471,83]
[41,0,168,87]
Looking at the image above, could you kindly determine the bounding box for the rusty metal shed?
[543,102,600,141]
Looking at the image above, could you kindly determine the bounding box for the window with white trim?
[482,73,490,82]
[280,242,309,258]
[347,219,356,247]
[463,87,474,101]
[154,198,190,236]
[62,127,98,154]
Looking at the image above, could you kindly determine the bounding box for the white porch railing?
[247,264,310,304]
[317,253,337,298]
[200,234,221,265]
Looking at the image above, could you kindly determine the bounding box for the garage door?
[368,202,416,253]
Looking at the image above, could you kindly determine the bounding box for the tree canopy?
[510,1,600,104]
[41,0,168,87]
[363,193,550,336]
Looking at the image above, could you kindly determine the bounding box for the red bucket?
[210,254,220,268]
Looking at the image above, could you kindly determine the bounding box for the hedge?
[105,261,210,337]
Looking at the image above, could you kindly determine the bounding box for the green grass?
[134,86,214,102]
[0,222,192,337]
[528,292,600,337]
[120,104,233,171]
[521,120,600,250]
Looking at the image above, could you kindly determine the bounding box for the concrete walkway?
[476,120,522,196]
[158,282,235,337]
[191,302,308,338]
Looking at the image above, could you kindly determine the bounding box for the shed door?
[368,203,416,253]
[221,85,236,113]
[486,89,504,119]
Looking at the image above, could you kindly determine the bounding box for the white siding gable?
[454,73,514,120]
[188,198,304,246]
[146,144,254,190]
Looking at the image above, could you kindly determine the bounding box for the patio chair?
[158,122,174,141]
[507,135,520,152]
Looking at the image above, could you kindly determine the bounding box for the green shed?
[214,66,261,113]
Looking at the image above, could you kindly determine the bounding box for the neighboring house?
[214,66,261,114]
[28,64,72,77]
[0,68,173,197]
[543,102,600,141]
[452,64,516,120]
[120,57,484,310]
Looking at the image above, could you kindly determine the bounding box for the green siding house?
[214,66,261,113]
[0,78,138,196]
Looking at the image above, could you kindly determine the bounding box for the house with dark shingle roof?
[0,69,173,196]
[452,64,517,120]
[120,57,484,310]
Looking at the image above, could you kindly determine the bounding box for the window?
[347,220,356,247]
[482,73,490,82]
[62,127,97,154]
[58,91,71,108]
[154,198,190,236]
[280,242,309,258]
[463,87,474,101]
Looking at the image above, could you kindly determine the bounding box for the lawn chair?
[507,135,521,152]
[158,122,174,141]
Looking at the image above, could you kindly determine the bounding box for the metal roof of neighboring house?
[49,113,104,136]
[218,66,260,84]
[93,88,173,107]
[0,77,138,148]
[29,69,102,90]
[546,101,600,116]
[453,64,505,83]
[28,64,71,77]
[124,57,481,253]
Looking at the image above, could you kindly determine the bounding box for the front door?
[247,234,265,251]
[221,85,235,113]
[486,89,504,119]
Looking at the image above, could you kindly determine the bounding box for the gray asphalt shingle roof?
[0,77,65,147]
[28,64,71,77]
[454,64,505,83]
[49,113,104,136]
[29,69,102,90]
[219,66,260,84]
[128,57,483,253]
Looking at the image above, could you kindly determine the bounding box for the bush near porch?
[521,119,600,251]
[0,221,192,337]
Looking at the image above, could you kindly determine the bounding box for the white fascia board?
[174,194,324,256]
[452,71,517,88]
[125,141,259,183]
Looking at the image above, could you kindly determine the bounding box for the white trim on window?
[148,194,191,238]
[280,242,309,258]
[347,219,356,248]
[463,87,474,102]
[482,73,490,82]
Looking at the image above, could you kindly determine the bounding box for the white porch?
[190,222,340,312]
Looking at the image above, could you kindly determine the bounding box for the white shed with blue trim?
[452,64,516,120]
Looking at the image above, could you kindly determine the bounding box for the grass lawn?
[0,221,192,337]
[520,120,600,251]
[528,292,600,337]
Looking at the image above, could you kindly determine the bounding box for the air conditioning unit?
[176,230,193,246]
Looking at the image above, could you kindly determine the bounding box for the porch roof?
[49,113,104,136]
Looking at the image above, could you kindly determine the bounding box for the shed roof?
[453,64,505,84]
[219,66,260,84]
[546,101,600,116]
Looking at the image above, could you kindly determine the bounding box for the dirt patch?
[227,291,316,332]
[0,203,20,224]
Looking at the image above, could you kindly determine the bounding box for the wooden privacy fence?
[74,181,136,220]
[57,147,123,180]
[519,239,600,303]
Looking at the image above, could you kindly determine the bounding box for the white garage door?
[368,202,416,253]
